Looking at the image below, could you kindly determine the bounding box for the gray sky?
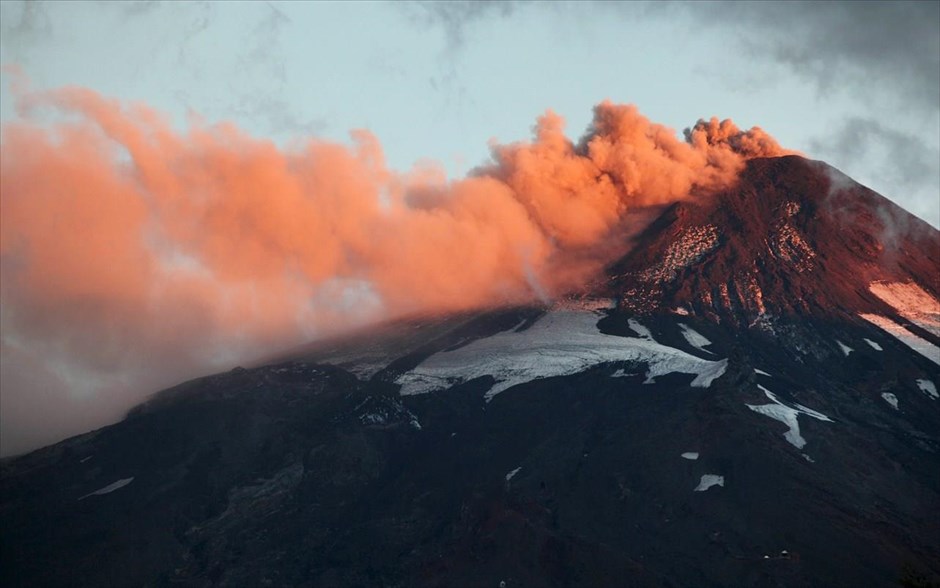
[1,0,938,456]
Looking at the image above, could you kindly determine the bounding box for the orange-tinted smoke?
[0,81,790,452]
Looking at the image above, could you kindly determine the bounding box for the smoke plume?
[0,78,789,455]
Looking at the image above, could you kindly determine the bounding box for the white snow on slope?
[869,281,940,338]
[694,474,724,492]
[679,323,713,354]
[552,297,617,312]
[916,379,938,399]
[397,311,728,401]
[836,341,853,356]
[505,467,521,481]
[627,318,654,340]
[860,314,940,366]
[881,393,899,410]
[747,385,833,449]
[79,477,134,500]
[681,452,699,460]
[754,369,772,377]
[864,338,883,351]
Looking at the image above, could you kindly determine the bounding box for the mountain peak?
[603,156,940,330]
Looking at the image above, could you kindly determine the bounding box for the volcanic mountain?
[2,156,939,587]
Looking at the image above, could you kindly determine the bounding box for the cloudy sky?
[3,1,937,220]
[1,0,938,456]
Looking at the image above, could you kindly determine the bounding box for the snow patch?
[694,474,724,492]
[864,338,883,351]
[505,467,521,481]
[678,323,713,354]
[79,456,93,464]
[754,369,772,377]
[79,477,134,500]
[681,452,699,460]
[746,385,833,449]
[836,340,853,356]
[860,314,940,366]
[869,281,940,338]
[627,318,654,340]
[881,393,899,410]
[397,312,728,400]
[673,307,690,316]
[360,413,387,425]
[916,379,938,399]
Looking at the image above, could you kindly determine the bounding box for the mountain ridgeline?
[2,156,939,587]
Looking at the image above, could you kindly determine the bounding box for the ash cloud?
[0,78,789,455]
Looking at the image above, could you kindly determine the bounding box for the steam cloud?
[0,77,789,455]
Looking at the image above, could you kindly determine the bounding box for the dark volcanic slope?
[2,156,939,588]
[607,156,940,328]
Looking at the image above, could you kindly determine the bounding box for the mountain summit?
[605,155,939,325]
[2,156,939,587]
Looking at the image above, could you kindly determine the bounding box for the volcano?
[2,156,939,587]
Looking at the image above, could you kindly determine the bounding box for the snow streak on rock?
[396,311,728,401]
[881,393,899,410]
[627,318,655,340]
[916,379,938,399]
[679,323,713,354]
[860,314,940,366]
[836,341,854,356]
[746,385,833,450]
[78,477,134,501]
[694,475,724,492]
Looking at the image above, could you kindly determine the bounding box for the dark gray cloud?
[810,116,940,224]
[680,1,940,116]
[811,118,936,182]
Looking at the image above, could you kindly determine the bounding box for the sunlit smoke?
[0,75,790,455]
